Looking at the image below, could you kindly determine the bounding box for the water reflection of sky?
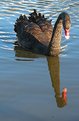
[0,0,79,121]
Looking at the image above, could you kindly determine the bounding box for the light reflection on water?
[0,0,79,121]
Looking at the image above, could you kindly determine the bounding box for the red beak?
[65,29,70,39]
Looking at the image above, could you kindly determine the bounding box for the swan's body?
[14,9,71,56]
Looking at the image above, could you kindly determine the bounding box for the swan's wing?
[24,22,52,46]
[28,9,53,45]
[14,10,53,47]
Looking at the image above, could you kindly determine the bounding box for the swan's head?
[59,12,71,39]
[62,12,71,39]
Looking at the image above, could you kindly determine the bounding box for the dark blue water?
[0,0,79,121]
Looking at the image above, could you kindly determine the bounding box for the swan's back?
[14,9,53,49]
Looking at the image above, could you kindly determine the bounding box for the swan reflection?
[14,48,67,108]
[47,56,67,108]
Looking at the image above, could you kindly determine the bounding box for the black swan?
[14,9,71,56]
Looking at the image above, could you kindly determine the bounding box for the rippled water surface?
[0,0,79,121]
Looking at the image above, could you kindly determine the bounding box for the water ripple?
[0,0,79,58]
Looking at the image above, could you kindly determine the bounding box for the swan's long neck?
[48,16,63,56]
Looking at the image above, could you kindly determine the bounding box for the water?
[0,0,79,121]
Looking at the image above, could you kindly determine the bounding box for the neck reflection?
[47,56,67,108]
[14,48,67,108]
